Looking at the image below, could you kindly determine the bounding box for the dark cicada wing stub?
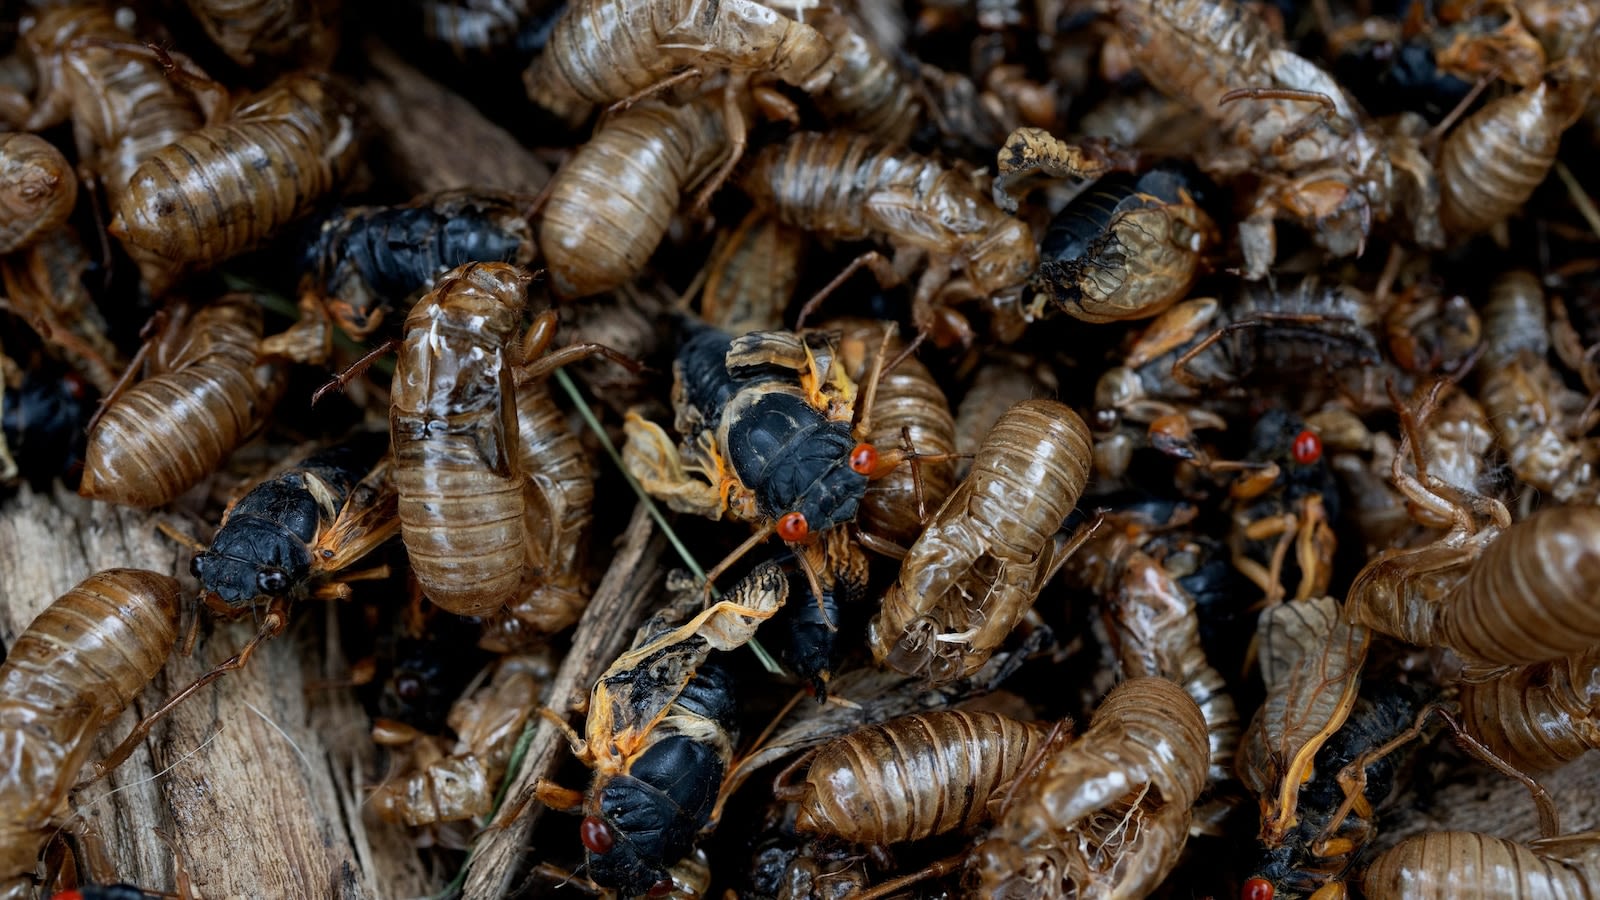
[777,570,848,696]
[675,327,749,424]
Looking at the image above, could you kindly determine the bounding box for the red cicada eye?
[646,879,676,897]
[580,815,614,854]
[849,442,879,476]
[1291,429,1323,465]
[1242,877,1276,900]
[776,511,810,543]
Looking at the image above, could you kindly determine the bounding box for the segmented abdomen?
[1441,506,1600,667]
[962,398,1092,558]
[795,710,1054,844]
[743,133,948,242]
[509,381,595,632]
[110,75,357,294]
[80,297,277,508]
[525,0,833,124]
[859,353,957,547]
[391,263,531,617]
[1459,647,1600,772]
[395,436,527,617]
[541,97,726,298]
[0,569,179,890]
[1439,81,1575,236]
[1363,831,1596,900]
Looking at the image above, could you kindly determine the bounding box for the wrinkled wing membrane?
[588,562,786,757]
[1240,596,1369,839]
[313,456,401,573]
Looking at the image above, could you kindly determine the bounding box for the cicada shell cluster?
[4,0,1600,897]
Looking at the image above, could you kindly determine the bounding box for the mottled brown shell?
[972,677,1209,898]
[1437,506,1600,667]
[0,569,180,893]
[870,398,1090,681]
[1363,831,1600,900]
[794,710,1055,844]
[370,655,542,826]
[1439,72,1589,237]
[0,133,75,254]
[80,295,281,508]
[392,262,531,616]
[742,132,1037,299]
[541,96,727,298]
[503,379,595,633]
[699,213,802,335]
[110,74,359,295]
[18,5,203,202]
[1460,647,1600,772]
[1477,271,1597,503]
[811,5,921,143]
[523,0,835,125]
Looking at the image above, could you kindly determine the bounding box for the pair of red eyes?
[1291,429,1322,465]
[774,443,879,543]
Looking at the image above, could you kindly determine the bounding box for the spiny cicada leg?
[795,251,898,330]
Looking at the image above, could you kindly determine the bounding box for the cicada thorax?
[192,431,389,611]
[718,386,867,531]
[672,325,872,538]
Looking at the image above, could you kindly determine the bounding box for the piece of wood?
[359,41,551,196]
[0,484,437,899]
[462,503,666,899]
[1382,752,1600,846]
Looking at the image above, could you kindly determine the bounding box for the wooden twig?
[359,41,551,195]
